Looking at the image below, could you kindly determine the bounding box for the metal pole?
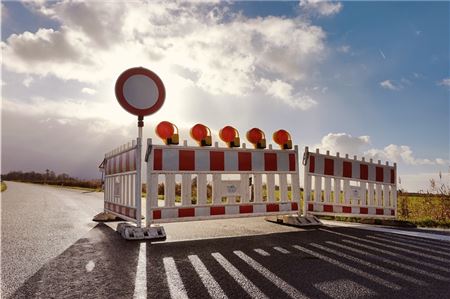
[135,116,144,227]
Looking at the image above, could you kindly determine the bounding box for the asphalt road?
[2,182,450,299]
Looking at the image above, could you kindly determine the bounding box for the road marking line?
[188,255,228,299]
[314,279,377,298]
[310,243,426,285]
[234,250,308,299]
[133,243,147,299]
[273,247,290,254]
[163,257,189,299]
[319,229,450,265]
[328,241,449,281]
[368,235,450,257]
[292,245,401,290]
[254,249,270,256]
[211,252,268,299]
[85,260,95,272]
[376,233,450,248]
[322,229,450,273]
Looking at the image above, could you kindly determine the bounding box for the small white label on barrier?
[220,180,241,197]
[350,186,361,200]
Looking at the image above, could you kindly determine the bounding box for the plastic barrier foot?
[117,223,166,241]
[265,214,323,227]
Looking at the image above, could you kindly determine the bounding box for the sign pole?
[136,116,144,228]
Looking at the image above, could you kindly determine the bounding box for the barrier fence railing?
[303,147,397,218]
[145,139,301,225]
[103,139,142,226]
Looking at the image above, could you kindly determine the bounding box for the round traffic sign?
[115,67,165,116]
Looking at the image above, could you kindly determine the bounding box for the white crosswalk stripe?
[163,257,189,299]
[234,250,308,299]
[273,246,290,254]
[254,249,270,256]
[320,229,450,265]
[310,243,426,285]
[368,235,450,257]
[188,255,228,299]
[293,245,401,290]
[340,238,450,274]
[327,241,449,281]
[377,233,450,249]
[211,252,268,299]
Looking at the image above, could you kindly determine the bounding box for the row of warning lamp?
[156,121,293,149]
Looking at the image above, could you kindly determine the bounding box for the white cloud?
[365,144,449,166]
[380,79,402,91]
[258,79,318,110]
[337,45,350,53]
[22,76,34,87]
[299,0,342,16]
[2,1,326,109]
[81,87,97,95]
[314,132,371,156]
[438,78,450,87]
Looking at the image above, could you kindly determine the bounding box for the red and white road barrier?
[145,139,301,224]
[103,139,142,225]
[303,147,397,218]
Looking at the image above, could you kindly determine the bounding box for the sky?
[1,0,449,192]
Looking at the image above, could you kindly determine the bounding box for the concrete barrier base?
[265,214,323,227]
[117,223,166,241]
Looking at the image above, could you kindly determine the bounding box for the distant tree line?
[1,170,101,189]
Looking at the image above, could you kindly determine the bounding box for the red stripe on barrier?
[153,210,161,219]
[309,155,315,173]
[130,208,136,219]
[324,158,334,176]
[179,208,195,217]
[343,161,352,178]
[132,150,136,170]
[342,206,352,213]
[126,151,130,172]
[360,164,368,180]
[113,156,117,174]
[238,152,252,171]
[125,207,129,217]
[210,206,225,215]
[324,204,333,212]
[308,203,313,211]
[154,149,162,170]
[264,153,277,171]
[291,202,298,211]
[266,203,279,212]
[210,151,224,171]
[119,154,123,173]
[390,169,395,184]
[376,208,384,215]
[376,167,384,182]
[289,154,296,171]
[179,150,195,171]
[360,207,368,214]
[391,209,395,216]
[239,205,253,214]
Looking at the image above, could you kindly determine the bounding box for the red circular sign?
[115,67,165,116]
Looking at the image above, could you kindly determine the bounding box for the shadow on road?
[11,223,140,299]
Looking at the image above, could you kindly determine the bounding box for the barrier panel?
[145,139,301,225]
[103,139,142,226]
[303,147,397,219]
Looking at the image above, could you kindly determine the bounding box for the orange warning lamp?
[156,121,179,145]
[273,129,292,149]
[219,126,240,148]
[246,128,266,149]
[190,123,212,146]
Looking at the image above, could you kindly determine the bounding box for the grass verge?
[1,181,7,192]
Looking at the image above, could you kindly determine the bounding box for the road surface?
[2,182,450,298]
